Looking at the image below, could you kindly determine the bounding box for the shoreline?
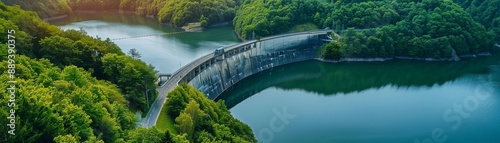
[43,10,156,22]
[43,14,69,21]
[315,52,492,63]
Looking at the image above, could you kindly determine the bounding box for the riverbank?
[316,52,492,63]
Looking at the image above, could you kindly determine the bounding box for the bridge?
[141,30,333,128]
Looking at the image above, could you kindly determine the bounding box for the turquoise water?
[221,59,500,143]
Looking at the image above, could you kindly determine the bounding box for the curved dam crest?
[144,30,332,127]
[189,30,333,99]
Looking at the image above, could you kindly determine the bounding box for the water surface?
[221,58,500,143]
[51,12,240,73]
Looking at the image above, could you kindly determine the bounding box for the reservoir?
[50,12,240,73]
[52,12,500,143]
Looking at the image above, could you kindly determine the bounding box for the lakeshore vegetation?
[316,0,496,60]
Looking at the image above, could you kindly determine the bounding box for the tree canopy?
[157,0,237,27]
[0,1,158,113]
[314,0,496,59]
[2,0,238,27]
[233,0,329,39]
[453,0,500,43]
[1,1,257,142]
[164,83,257,143]
[0,55,136,143]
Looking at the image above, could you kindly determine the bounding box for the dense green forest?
[233,0,497,59]
[2,0,238,27]
[164,83,257,142]
[316,0,495,59]
[0,55,136,142]
[2,0,165,18]
[234,0,329,39]
[0,1,151,142]
[0,1,157,113]
[452,0,500,43]
[1,0,72,18]
[157,0,238,27]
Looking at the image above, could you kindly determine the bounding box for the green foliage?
[0,56,137,142]
[126,127,164,143]
[162,130,175,143]
[453,0,500,43]
[2,0,72,18]
[200,15,209,28]
[234,0,329,39]
[0,18,34,57]
[39,35,82,67]
[1,1,158,113]
[165,87,188,118]
[54,134,78,143]
[322,0,494,59]
[175,112,195,140]
[164,83,257,143]
[290,23,319,33]
[173,133,189,143]
[320,42,343,60]
[328,1,401,29]
[101,53,157,113]
[157,0,236,27]
[127,48,141,59]
[0,2,162,142]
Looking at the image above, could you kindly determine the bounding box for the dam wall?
[186,30,332,99]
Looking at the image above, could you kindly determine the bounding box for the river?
[52,12,500,143]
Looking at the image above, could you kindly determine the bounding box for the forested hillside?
[164,83,257,142]
[1,0,238,28]
[319,0,495,59]
[2,0,166,18]
[1,1,256,142]
[157,0,238,27]
[0,2,157,113]
[233,0,329,39]
[452,0,500,43]
[1,0,71,18]
[0,2,155,142]
[0,55,136,142]
[234,0,495,59]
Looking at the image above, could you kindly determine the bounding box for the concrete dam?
[143,30,332,127]
[187,30,333,99]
